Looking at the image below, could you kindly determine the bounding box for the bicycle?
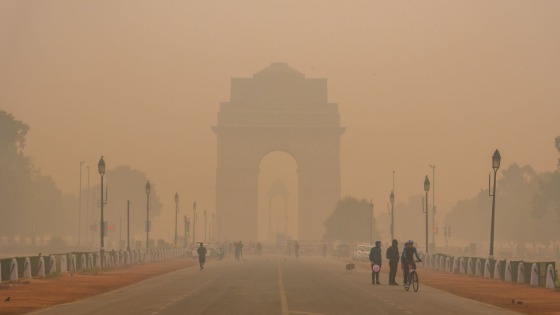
[404,260,421,292]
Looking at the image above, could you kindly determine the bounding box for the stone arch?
[214,63,344,241]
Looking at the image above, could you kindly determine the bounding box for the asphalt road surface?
[29,256,521,315]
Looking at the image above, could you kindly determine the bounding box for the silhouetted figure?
[294,241,300,258]
[197,242,207,270]
[401,240,422,289]
[386,239,400,285]
[234,241,244,261]
[256,242,263,256]
[234,241,240,261]
[322,243,328,258]
[369,241,382,284]
[238,241,244,259]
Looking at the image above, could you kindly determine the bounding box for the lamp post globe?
[492,149,501,170]
[424,176,430,193]
[98,157,105,175]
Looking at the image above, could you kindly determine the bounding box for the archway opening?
[258,151,299,243]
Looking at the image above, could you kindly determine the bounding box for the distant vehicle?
[352,244,374,261]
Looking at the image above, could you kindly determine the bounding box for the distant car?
[352,244,374,261]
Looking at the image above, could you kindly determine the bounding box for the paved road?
[29,256,521,315]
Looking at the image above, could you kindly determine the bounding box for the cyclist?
[401,240,422,289]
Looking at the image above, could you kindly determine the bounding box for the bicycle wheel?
[411,271,419,292]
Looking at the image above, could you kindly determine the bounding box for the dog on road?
[345,263,356,273]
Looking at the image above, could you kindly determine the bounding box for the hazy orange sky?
[1,1,559,240]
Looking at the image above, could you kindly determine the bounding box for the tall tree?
[0,109,74,238]
[446,163,558,244]
[324,197,380,243]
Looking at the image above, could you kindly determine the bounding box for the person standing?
[386,239,400,285]
[369,241,382,285]
[197,242,207,271]
[294,241,300,258]
[234,241,239,261]
[322,242,328,258]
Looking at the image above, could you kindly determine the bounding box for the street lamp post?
[145,181,151,249]
[98,157,106,268]
[184,215,188,248]
[369,200,374,244]
[429,164,436,249]
[204,209,207,242]
[79,161,84,247]
[488,149,501,259]
[424,176,430,254]
[192,201,197,245]
[174,192,179,248]
[389,191,395,240]
[127,200,131,251]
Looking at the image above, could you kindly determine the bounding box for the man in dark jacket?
[386,239,400,285]
[197,242,207,270]
[369,241,382,285]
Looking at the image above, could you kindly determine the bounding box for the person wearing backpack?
[386,239,400,285]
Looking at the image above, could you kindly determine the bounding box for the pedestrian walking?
[386,239,400,285]
[369,241,382,285]
[197,242,207,270]
[234,241,240,261]
[294,241,300,258]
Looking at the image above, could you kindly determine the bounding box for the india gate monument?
[213,63,345,241]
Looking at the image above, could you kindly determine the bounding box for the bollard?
[60,255,68,273]
[493,261,501,280]
[505,261,513,282]
[545,264,556,289]
[484,260,492,278]
[475,259,483,277]
[10,258,18,281]
[517,263,525,283]
[530,263,539,286]
[23,257,32,279]
[80,254,86,271]
[36,257,45,277]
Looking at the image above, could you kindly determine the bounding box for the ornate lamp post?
[145,181,151,249]
[389,191,395,240]
[174,192,179,248]
[369,200,374,244]
[488,149,501,259]
[423,176,430,254]
[127,200,131,251]
[98,156,106,268]
[192,201,197,245]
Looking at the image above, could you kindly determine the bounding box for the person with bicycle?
[401,240,421,289]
